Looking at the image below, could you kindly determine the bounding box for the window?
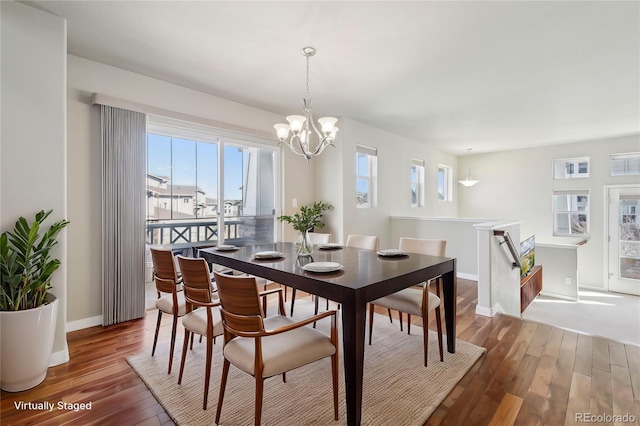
[610,153,640,176]
[438,165,452,201]
[553,157,589,179]
[146,118,277,246]
[356,145,377,208]
[553,189,590,236]
[411,159,425,207]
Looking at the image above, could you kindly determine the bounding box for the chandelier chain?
[306,54,311,101]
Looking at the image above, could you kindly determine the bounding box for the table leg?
[442,261,457,353]
[341,293,366,426]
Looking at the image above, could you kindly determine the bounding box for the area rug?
[127,300,485,425]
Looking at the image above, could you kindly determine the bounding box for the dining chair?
[310,234,383,322]
[289,232,333,315]
[175,256,224,410]
[368,237,446,367]
[150,248,186,374]
[308,232,332,244]
[345,234,380,251]
[213,272,339,426]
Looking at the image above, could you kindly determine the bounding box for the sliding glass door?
[146,119,277,249]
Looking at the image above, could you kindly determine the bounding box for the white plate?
[215,245,237,251]
[317,243,343,250]
[253,251,284,259]
[301,262,343,273]
[377,249,407,257]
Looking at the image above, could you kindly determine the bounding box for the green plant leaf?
[0,210,68,311]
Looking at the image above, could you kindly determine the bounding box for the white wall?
[316,118,458,247]
[390,217,492,279]
[536,243,580,300]
[67,55,314,324]
[1,1,69,364]
[459,134,640,289]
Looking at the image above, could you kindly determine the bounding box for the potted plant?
[0,210,69,391]
[279,201,333,256]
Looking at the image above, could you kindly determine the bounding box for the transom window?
[553,157,589,179]
[610,152,640,176]
[356,145,377,208]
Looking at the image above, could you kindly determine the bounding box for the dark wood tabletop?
[199,242,457,426]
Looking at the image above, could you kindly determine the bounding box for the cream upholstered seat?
[368,237,446,367]
[150,248,186,374]
[213,272,339,426]
[175,256,224,410]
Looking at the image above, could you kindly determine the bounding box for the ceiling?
[25,1,640,155]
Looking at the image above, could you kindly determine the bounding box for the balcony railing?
[146,216,275,252]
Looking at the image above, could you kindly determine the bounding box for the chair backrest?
[150,248,179,282]
[399,237,447,257]
[213,272,264,334]
[345,234,379,251]
[308,232,332,244]
[176,256,214,304]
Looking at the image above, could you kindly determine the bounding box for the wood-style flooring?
[1,279,639,425]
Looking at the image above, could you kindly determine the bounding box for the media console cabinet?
[521,265,542,313]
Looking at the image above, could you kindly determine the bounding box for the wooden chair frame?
[213,272,339,426]
[150,248,184,374]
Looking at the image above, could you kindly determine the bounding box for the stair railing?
[493,230,522,269]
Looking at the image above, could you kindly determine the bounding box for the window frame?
[438,165,453,201]
[410,159,425,208]
[552,189,590,237]
[610,152,640,177]
[356,145,377,209]
[553,157,590,179]
[146,116,280,245]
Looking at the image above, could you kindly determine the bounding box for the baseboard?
[475,305,493,317]
[67,315,103,332]
[457,272,478,281]
[475,303,504,317]
[578,284,607,292]
[49,348,69,367]
[540,291,578,301]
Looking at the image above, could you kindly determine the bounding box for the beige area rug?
[127,300,485,425]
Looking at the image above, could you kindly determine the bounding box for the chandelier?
[458,148,479,187]
[274,47,338,161]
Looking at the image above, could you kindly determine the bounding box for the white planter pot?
[0,293,58,392]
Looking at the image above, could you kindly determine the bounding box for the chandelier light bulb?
[318,117,337,133]
[274,123,290,141]
[286,115,306,133]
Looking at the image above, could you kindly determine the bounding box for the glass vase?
[295,230,314,256]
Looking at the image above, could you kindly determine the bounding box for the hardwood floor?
[1,278,638,425]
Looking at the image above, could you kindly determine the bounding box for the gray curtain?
[101,105,146,325]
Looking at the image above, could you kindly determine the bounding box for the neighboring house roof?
[148,185,205,197]
[147,173,170,183]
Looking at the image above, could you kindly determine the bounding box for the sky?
[147,134,245,201]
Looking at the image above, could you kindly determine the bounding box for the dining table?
[199,242,457,426]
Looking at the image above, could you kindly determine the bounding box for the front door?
[608,186,640,295]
